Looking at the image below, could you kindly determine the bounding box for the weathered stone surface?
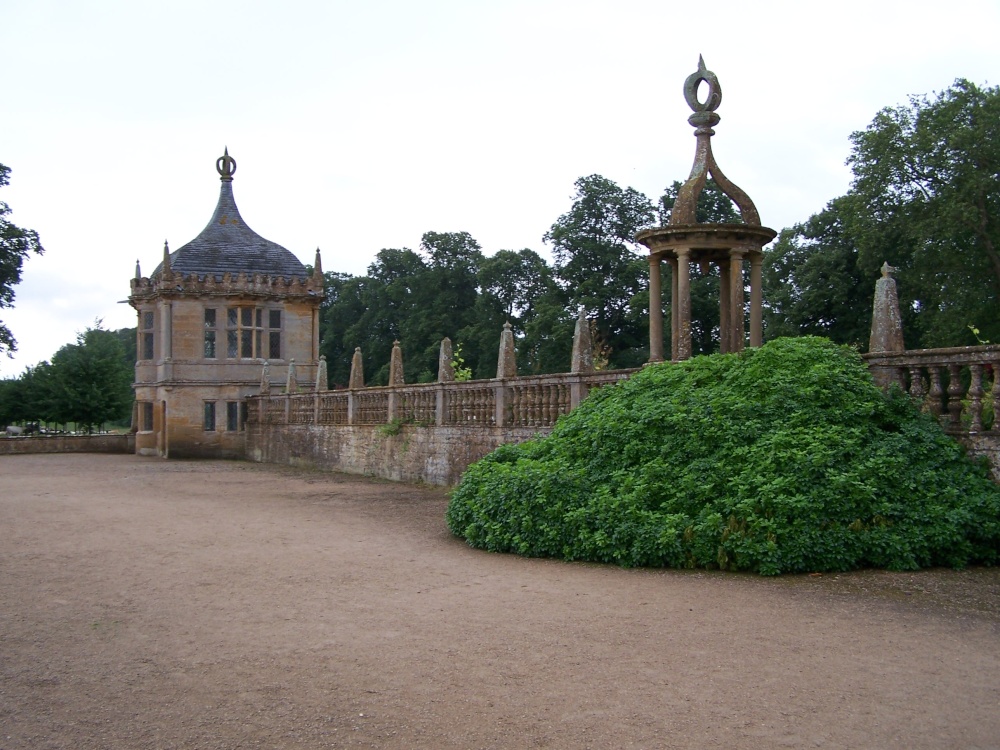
[246,423,549,486]
[570,307,594,373]
[497,322,517,379]
[349,348,365,389]
[389,342,404,386]
[0,434,133,455]
[316,356,328,392]
[438,338,455,382]
[869,262,905,354]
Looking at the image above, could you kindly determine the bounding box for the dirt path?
[1,454,999,749]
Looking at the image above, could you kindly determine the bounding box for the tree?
[845,79,1000,347]
[762,196,874,347]
[544,175,655,368]
[319,271,365,386]
[461,248,557,377]
[48,324,133,431]
[0,163,45,355]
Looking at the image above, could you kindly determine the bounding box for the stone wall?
[246,422,548,486]
[0,434,134,456]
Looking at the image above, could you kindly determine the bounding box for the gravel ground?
[1,453,999,749]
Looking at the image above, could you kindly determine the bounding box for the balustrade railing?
[864,346,1000,434]
[246,348,999,438]
[247,369,639,429]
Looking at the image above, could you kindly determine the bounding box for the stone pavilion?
[129,149,324,458]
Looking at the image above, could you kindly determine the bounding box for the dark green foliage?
[0,163,45,355]
[763,198,874,348]
[447,337,1000,575]
[48,324,134,430]
[767,80,1000,349]
[544,174,655,368]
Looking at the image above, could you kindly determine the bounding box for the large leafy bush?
[446,337,1000,574]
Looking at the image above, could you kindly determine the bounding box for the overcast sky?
[1,0,996,376]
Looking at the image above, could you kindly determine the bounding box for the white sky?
[1,0,996,376]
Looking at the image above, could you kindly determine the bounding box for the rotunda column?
[719,257,731,353]
[669,256,679,361]
[648,255,664,363]
[728,248,746,352]
[749,252,763,347]
[676,247,692,360]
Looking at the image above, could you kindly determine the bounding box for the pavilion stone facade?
[129,150,324,458]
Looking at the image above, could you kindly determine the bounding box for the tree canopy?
[0,323,133,430]
[765,79,1000,349]
[0,163,45,355]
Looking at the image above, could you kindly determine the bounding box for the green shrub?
[446,337,1000,575]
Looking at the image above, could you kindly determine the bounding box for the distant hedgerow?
[446,337,1000,575]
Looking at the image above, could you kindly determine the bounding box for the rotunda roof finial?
[216,147,237,182]
[683,55,722,133]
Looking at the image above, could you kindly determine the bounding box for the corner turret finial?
[160,239,173,281]
[135,259,142,280]
[216,147,237,182]
[313,247,323,276]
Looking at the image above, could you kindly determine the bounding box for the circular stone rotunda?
[637,56,777,362]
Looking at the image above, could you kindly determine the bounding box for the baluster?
[530,386,540,426]
[479,388,486,424]
[946,364,964,429]
[560,383,570,416]
[967,364,984,433]
[990,362,1000,434]
[907,367,926,400]
[926,366,945,418]
[549,385,559,425]
[991,364,1000,433]
[510,386,521,426]
[541,386,551,425]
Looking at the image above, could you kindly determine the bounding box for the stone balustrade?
[247,369,638,430]
[863,345,1000,435]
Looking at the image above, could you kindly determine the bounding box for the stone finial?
[314,247,323,277]
[881,261,897,279]
[285,359,298,394]
[388,341,404,386]
[438,337,456,383]
[161,240,172,280]
[260,359,271,395]
[135,259,142,280]
[497,322,517,379]
[316,355,328,392]
[869,261,905,353]
[349,347,365,389]
[571,307,594,373]
[216,147,237,182]
[670,55,762,227]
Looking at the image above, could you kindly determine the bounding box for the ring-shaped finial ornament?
[216,147,237,179]
[683,55,722,113]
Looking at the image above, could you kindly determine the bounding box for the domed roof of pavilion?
[153,149,308,280]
